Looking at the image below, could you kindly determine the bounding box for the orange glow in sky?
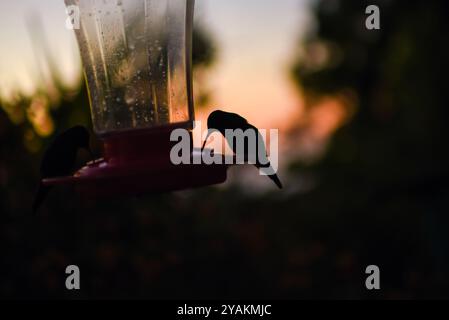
[196,0,312,130]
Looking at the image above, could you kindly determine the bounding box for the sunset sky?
[0,0,313,129]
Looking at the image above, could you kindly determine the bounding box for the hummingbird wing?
[246,124,283,189]
[40,141,78,177]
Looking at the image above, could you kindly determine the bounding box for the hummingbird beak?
[201,129,214,152]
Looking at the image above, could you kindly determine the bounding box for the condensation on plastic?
[65,0,195,135]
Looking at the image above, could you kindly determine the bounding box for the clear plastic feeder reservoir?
[67,0,195,135]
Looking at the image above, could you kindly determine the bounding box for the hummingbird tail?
[268,173,283,189]
[32,183,51,215]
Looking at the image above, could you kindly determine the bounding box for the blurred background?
[1,0,449,299]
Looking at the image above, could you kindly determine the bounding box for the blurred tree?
[292,0,449,183]
[290,0,449,295]
[192,25,216,108]
[193,25,216,68]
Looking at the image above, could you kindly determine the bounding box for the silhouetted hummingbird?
[202,110,283,189]
[32,125,93,214]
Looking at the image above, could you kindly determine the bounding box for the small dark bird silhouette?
[32,125,92,214]
[202,110,283,189]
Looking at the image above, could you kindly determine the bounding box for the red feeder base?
[42,125,229,197]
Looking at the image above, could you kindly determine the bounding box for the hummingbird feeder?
[44,0,228,196]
